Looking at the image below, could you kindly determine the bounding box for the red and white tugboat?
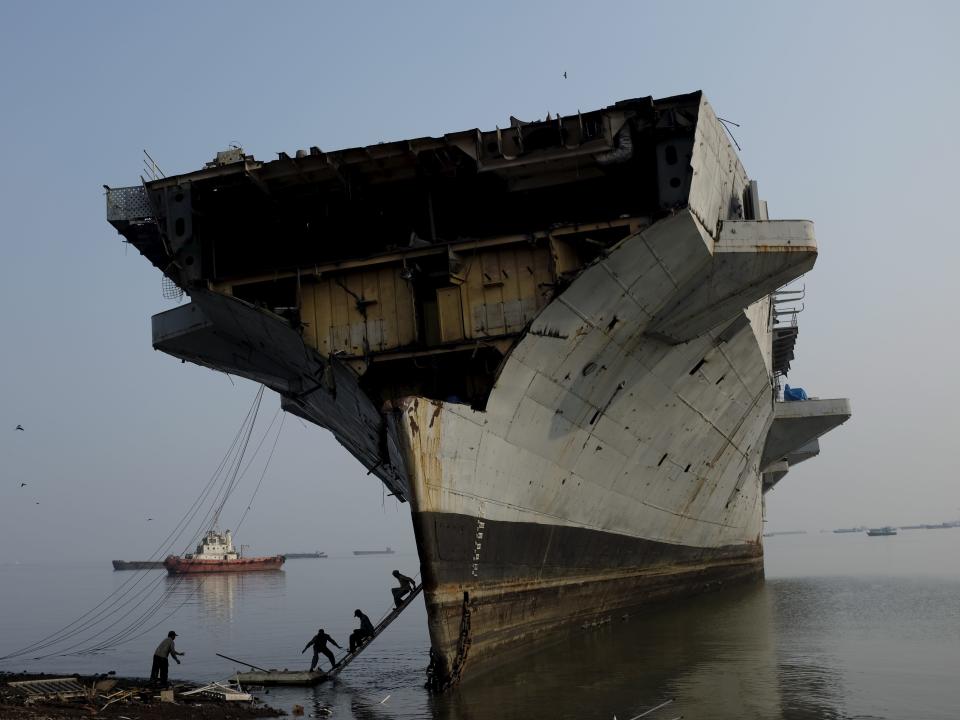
[164,528,284,574]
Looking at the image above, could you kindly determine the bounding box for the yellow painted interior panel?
[437,286,465,343]
[549,236,581,276]
[462,246,552,338]
[294,243,555,356]
[300,267,416,356]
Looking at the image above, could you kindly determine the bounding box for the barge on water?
[107,90,851,687]
[353,547,394,556]
[112,560,165,570]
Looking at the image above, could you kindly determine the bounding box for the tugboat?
[164,529,284,574]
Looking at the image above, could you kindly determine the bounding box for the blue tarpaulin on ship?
[783,385,808,401]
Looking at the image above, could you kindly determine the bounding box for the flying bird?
[147,518,153,521]
[15,425,24,431]
[563,71,567,79]
[20,483,27,487]
[35,502,39,505]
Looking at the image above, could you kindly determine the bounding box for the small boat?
[283,551,328,559]
[353,547,394,556]
[164,529,285,574]
[234,669,327,686]
[866,526,898,537]
[112,560,166,570]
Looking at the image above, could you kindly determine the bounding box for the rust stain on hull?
[425,555,764,684]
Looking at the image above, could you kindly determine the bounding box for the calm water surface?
[1,531,958,719]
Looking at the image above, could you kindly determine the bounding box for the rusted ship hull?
[106,91,851,686]
[163,555,285,574]
[414,510,763,679]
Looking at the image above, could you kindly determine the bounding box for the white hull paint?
[397,218,775,553]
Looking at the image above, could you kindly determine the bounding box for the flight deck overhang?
[647,219,817,343]
[105,92,709,289]
[760,398,851,491]
[151,291,411,501]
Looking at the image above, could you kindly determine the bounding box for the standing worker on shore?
[391,570,416,607]
[150,631,184,687]
[302,628,341,671]
[349,609,375,652]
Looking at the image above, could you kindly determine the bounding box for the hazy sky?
[1,1,958,563]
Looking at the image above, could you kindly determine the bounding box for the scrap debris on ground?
[0,672,284,719]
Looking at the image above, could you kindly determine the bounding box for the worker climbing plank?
[225,578,423,686]
[327,582,423,679]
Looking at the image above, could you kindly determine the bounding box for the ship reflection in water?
[429,582,789,720]
[289,572,959,720]
[297,582,807,720]
[166,571,286,623]
[420,577,957,720]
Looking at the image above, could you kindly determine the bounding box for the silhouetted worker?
[391,570,416,608]
[302,628,340,671]
[150,631,184,687]
[349,609,375,652]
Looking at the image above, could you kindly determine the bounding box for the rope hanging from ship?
[48,390,265,658]
[73,394,275,657]
[0,385,289,662]
[71,390,279,657]
[0,389,263,661]
[82,405,288,656]
[70,410,282,655]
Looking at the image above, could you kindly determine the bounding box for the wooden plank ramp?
[328,583,423,679]
[226,584,423,687]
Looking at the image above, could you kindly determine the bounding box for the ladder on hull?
[328,584,423,679]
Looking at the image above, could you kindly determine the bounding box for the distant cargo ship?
[833,527,865,534]
[866,527,898,537]
[762,530,806,537]
[353,547,395,556]
[164,529,285,574]
[283,551,328,559]
[112,560,165,570]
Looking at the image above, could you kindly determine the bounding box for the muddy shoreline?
[0,672,285,719]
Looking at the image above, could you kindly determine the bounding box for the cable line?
[64,388,283,657]
[0,385,270,662]
[235,413,285,533]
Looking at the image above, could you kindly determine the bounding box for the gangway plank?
[328,584,423,679]
[228,584,423,686]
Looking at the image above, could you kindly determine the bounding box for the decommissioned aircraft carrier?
[106,91,851,687]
